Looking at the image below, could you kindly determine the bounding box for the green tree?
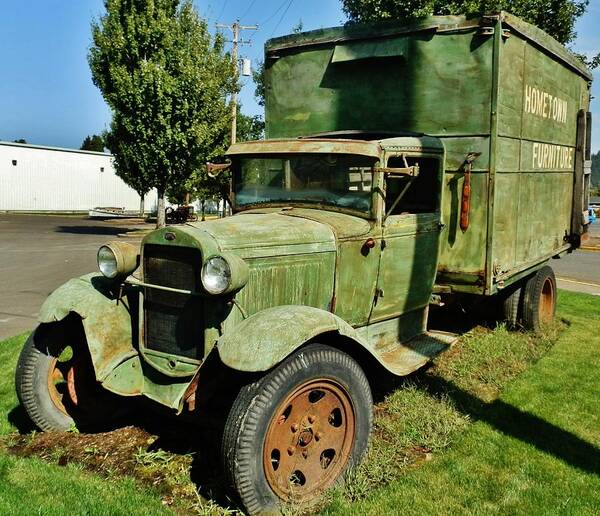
[237,111,265,142]
[89,0,235,227]
[80,134,105,152]
[592,150,600,188]
[169,106,264,214]
[253,60,266,108]
[341,1,590,46]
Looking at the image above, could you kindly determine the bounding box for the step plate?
[376,330,458,376]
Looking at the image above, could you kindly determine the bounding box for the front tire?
[222,344,373,514]
[15,321,124,432]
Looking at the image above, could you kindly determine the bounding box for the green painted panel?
[335,237,381,326]
[519,42,582,146]
[372,213,440,320]
[496,137,521,172]
[225,252,336,331]
[520,140,575,173]
[515,172,573,264]
[438,172,489,277]
[266,31,494,139]
[497,34,526,138]
[241,253,334,314]
[440,137,490,172]
[492,173,519,273]
[332,38,408,62]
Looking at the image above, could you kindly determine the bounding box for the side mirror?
[206,161,231,178]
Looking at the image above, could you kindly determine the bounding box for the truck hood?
[182,209,372,258]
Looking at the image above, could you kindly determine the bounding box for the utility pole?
[216,20,258,144]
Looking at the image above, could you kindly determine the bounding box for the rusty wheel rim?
[263,379,355,502]
[47,346,92,417]
[47,356,72,416]
[539,277,555,324]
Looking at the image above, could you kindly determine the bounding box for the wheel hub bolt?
[302,449,308,459]
[291,423,299,433]
[308,414,316,424]
[315,432,322,441]
[287,446,295,456]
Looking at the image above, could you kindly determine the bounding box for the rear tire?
[221,344,372,515]
[522,266,556,332]
[500,284,522,329]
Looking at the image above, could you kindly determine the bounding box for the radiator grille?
[143,244,203,359]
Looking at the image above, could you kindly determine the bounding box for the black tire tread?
[501,285,522,329]
[522,265,556,332]
[222,344,372,515]
[15,332,72,431]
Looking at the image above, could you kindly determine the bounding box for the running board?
[374,330,458,376]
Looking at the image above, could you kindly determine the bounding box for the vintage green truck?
[15,12,592,514]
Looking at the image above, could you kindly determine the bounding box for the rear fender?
[217,305,367,372]
[38,273,141,394]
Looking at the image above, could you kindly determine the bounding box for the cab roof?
[226,132,444,158]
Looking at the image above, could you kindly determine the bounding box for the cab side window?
[385,156,440,215]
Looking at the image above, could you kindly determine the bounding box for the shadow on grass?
[7,406,36,434]
[423,375,600,476]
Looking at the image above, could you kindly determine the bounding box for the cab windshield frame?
[230,153,379,219]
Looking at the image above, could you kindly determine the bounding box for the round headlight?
[201,256,231,294]
[98,245,118,278]
[97,241,139,279]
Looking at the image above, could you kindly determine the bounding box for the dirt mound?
[3,426,203,511]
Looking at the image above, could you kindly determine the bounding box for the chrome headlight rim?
[97,245,119,279]
[201,255,232,295]
[97,241,139,279]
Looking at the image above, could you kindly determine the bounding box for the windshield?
[233,154,375,214]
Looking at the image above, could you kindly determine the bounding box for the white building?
[0,141,153,212]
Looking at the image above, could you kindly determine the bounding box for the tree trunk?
[201,199,205,221]
[139,195,145,218]
[156,188,166,228]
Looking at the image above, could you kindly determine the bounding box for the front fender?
[217,305,365,372]
[39,273,140,392]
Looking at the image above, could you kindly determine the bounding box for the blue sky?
[0,0,598,150]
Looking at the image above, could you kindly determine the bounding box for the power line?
[259,0,289,27]
[240,0,258,21]
[270,0,294,38]
[217,0,229,22]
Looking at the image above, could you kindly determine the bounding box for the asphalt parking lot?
[0,213,598,341]
[0,214,148,340]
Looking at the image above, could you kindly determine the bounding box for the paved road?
[0,214,147,340]
[552,223,600,296]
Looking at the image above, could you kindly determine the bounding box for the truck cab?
[17,132,454,514]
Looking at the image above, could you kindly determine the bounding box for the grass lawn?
[0,290,598,515]
[0,335,170,516]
